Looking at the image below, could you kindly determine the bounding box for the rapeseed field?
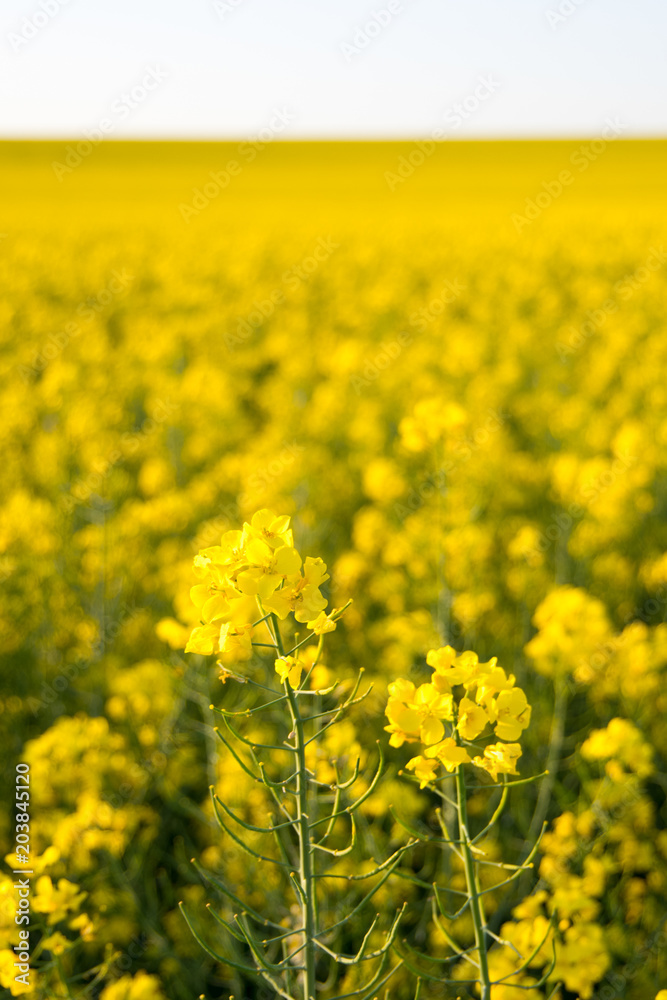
[1,139,666,1000]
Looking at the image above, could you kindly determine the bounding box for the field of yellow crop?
[1,139,666,1000]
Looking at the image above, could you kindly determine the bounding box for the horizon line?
[1,133,667,143]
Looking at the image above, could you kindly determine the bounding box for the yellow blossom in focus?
[218,622,254,662]
[307,610,337,634]
[471,663,516,708]
[427,645,476,690]
[413,683,454,745]
[423,737,473,772]
[241,509,293,550]
[405,755,440,788]
[236,540,302,598]
[263,557,329,622]
[493,688,532,742]
[184,622,220,655]
[472,742,522,781]
[275,655,303,688]
[457,696,490,740]
[384,679,421,747]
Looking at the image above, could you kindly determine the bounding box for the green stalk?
[272,613,317,1000]
[455,765,491,1000]
[527,676,567,845]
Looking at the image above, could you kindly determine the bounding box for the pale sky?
[1,0,666,138]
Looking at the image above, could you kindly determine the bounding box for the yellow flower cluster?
[0,848,94,998]
[488,874,611,999]
[99,971,167,1000]
[23,714,157,872]
[581,717,654,779]
[385,646,531,784]
[525,585,614,681]
[184,509,330,670]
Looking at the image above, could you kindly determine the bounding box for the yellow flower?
[524,586,613,680]
[472,742,522,781]
[100,971,167,1000]
[189,586,232,624]
[236,539,302,598]
[551,923,610,999]
[493,688,532,742]
[427,645,476,690]
[4,845,59,876]
[580,717,653,777]
[69,911,95,939]
[457,696,490,740]
[0,950,33,995]
[470,662,515,707]
[413,683,454,745]
[241,509,293,550]
[307,610,337,634]
[423,737,472,772]
[32,876,87,924]
[218,622,253,662]
[426,645,457,671]
[155,617,190,649]
[263,556,329,622]
[405,755,440,788]
[40,931,69,955]
[275,656,304,688]
[184,622,221,655]
[385,679,421,747]
[194,531,245,578]
[275,655,303,688]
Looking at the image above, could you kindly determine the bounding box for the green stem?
[455,765,491,1000]
[273,613,317,1000]
[55,954,75,999]
[527,677,567,845]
